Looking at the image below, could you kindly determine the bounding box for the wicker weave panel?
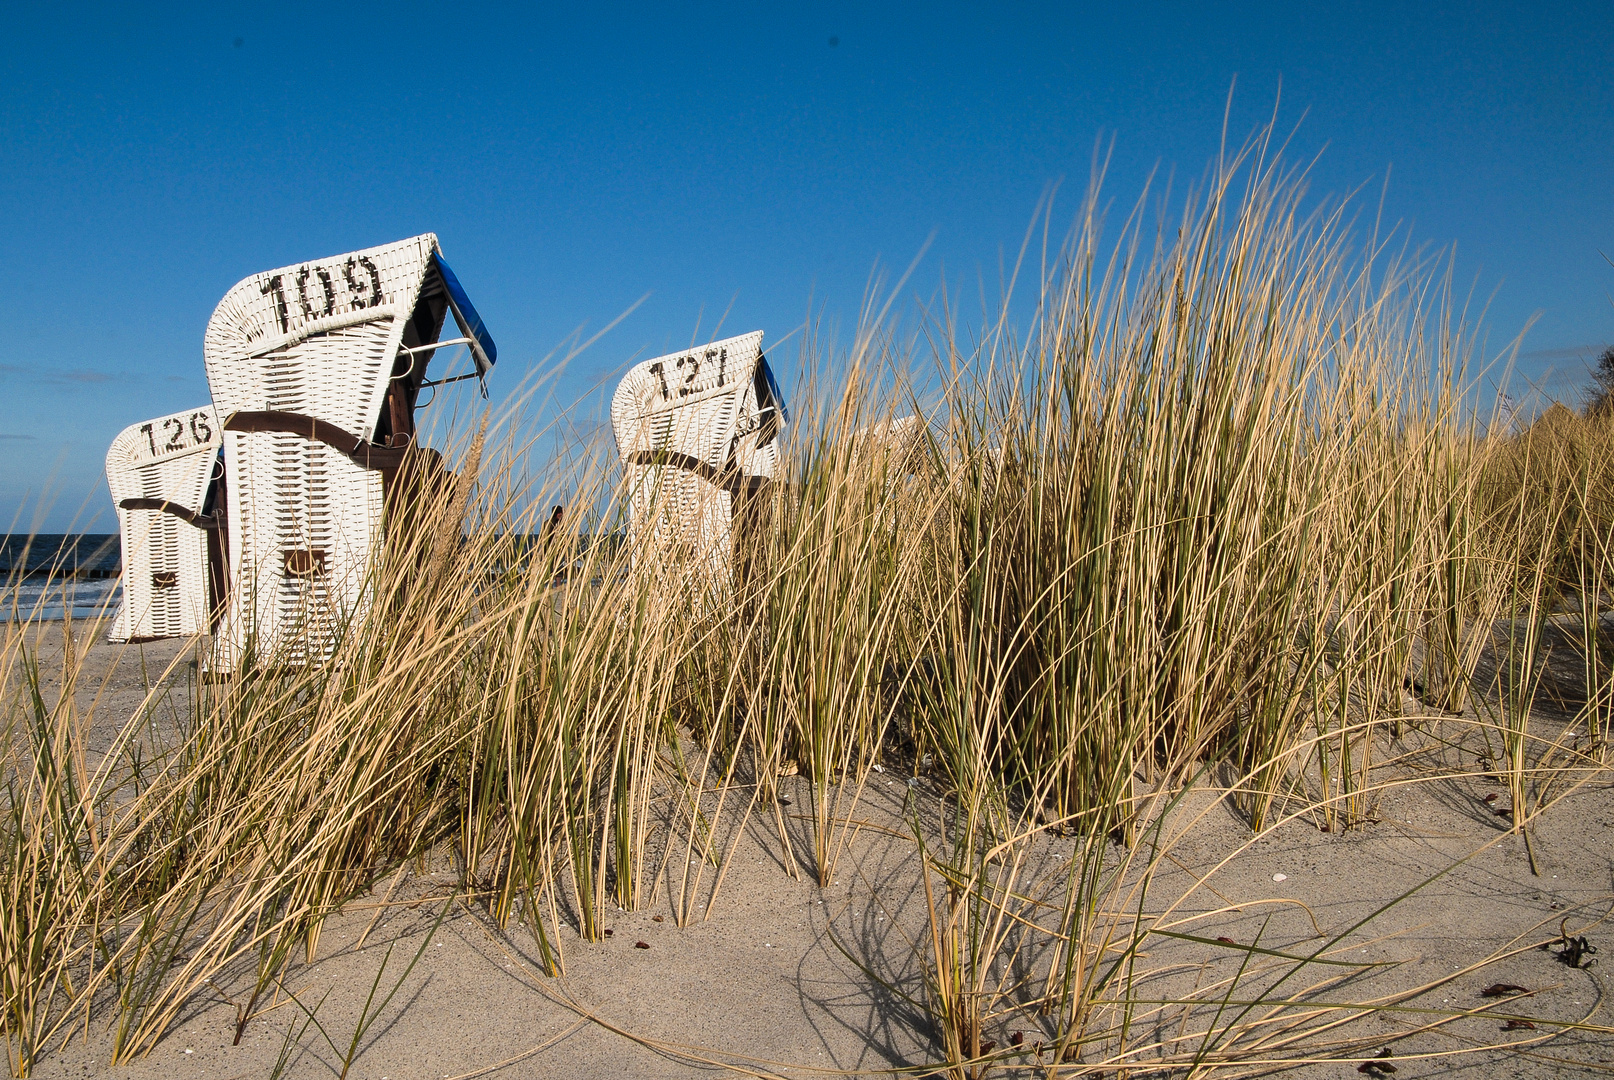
[610,331,787,592]
[203,236,443,671]
[623,465,735,592]
[105,406,221,641]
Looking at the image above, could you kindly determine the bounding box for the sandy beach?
[10,625,1609,1079]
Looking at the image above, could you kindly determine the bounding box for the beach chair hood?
[204,234,495,440]
[610,330,784,480]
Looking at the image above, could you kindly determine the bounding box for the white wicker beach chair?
[851,415,925,470]
[202,234,496,670]
[848,414,931,535]
[105,405,224,642]
[610,331,787,595]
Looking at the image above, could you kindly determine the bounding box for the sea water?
[0,534,123,622]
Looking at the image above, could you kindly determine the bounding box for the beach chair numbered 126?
[202,234,496,670]
[105,405,225,642]
[610,330,788,596]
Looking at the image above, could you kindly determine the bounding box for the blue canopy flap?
[432,252,497,376]
[757,356,789,423]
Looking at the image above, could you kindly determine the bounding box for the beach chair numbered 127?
[610,330,788,596]
[105,405,225,642]
[202,234,496,670]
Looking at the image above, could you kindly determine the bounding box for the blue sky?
[2,1,1611,531]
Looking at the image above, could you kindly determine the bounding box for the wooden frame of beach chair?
[610,330,787,597]
[105,405,225,642]
[202,234,496,671]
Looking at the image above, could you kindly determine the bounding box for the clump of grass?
[2,123,1612,1079]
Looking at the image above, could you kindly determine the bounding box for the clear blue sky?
[3,1,1610,532]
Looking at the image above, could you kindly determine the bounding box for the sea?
[1,534,123,622]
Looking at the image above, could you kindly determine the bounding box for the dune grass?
[3,134,1612,1077]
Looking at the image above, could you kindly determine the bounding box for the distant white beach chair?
[849,414,930,530]
[105,405,224,641]
[610,331,787,595]
[850,414,925,470]
[202,234,496,670]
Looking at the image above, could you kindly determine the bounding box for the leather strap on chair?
[223,410,412,470]
[624,450,769,497]
[117,499,219,530]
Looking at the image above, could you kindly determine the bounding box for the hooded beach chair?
[610,331,788,595]
[202,234,496,670]
[105,405,225,641]
[850,414,925,470]
[849,414,931,535]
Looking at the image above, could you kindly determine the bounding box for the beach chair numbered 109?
[202,234,496,670]
[105,405,225,642]
[610,330,788,595]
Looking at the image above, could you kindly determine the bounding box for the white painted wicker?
[202,234,496,670]
[848,415,930,535]
[105,406,222,641]
[851,415,925,469]
[610,331,787,594]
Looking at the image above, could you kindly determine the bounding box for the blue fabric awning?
[433,252,497,376]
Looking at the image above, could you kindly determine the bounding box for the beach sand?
[12,625,1613,1079]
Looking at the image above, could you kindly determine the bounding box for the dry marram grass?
[3,137,1611,1078]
